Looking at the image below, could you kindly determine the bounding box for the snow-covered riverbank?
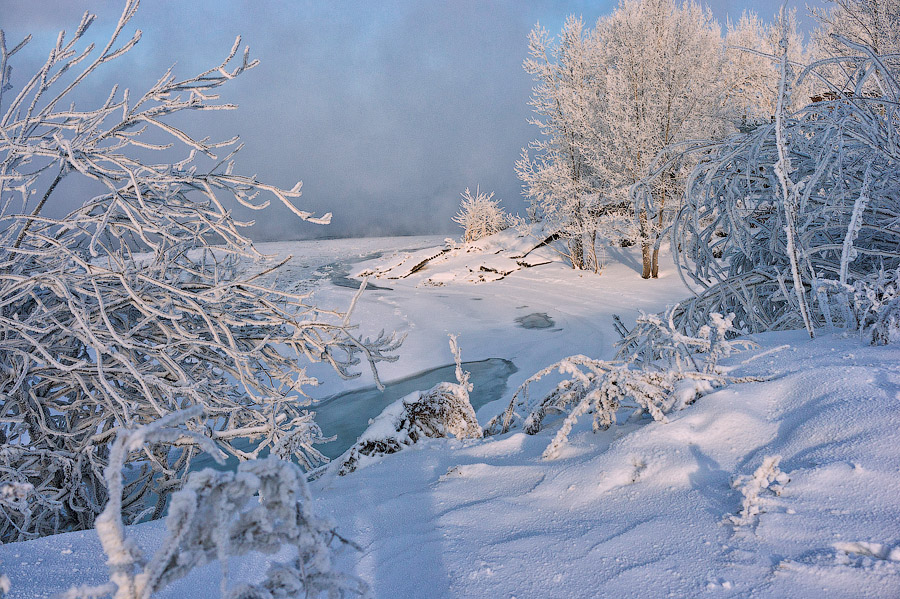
[4,234,898,598]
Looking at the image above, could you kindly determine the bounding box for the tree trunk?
[639,209,651,278]
[641,242,652,278]
[571,236,584,270]
[651,245,659,278]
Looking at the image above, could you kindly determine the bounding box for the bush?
[0,2,399,541]
[65,409,366,599]
[452,187,510,243]
[487,310,760,459]
[666,37,900,338]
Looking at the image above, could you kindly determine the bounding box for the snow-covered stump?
[336,336,482,475]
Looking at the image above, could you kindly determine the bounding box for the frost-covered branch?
[66,410,365,599]
[0,2,400,542]
[727,455,789,527]
[487,311,760,459]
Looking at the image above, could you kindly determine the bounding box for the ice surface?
[313,358,516,460]
[515,312,555,329]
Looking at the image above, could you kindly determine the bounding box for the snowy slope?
[1,236,898,598]
[312,330,900,598]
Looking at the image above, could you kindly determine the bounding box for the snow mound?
[308,332,900,598]
[355,225,556,285]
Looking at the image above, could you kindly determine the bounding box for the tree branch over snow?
[65,409,366,599]
[0,0,401,542]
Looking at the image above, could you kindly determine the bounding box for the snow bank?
[309,332,900,598]
[356,226,557,285]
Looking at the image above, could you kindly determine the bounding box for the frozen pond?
[191,358,516,471]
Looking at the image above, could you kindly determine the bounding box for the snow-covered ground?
[3,234,899,598]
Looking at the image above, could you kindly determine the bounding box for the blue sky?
[1,1,826,240]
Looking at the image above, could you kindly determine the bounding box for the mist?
[2,0,825,241]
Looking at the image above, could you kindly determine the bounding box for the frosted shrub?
[337,336,482,475]
[728,455,789,527]
[65,409,365,599]
[487,311,760,459]
[0,2,399,541]
[869,298,900,345]
[845,267,900,345]
[452,187,510,243]
[617,309,756,372]
[666,36,900,338]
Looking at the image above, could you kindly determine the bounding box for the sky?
[1,0,827,241]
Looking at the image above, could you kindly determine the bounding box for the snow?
[2,235,899,598]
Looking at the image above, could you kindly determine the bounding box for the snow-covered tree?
[597,0,729,278]
[486,309,758,459]
[516,16,604,270]
[811,0,900,57]
[452,186,509,243]
[0,1,400,542]
[809,0,900,98]
[723,10,808,127]
[518,3,730,276]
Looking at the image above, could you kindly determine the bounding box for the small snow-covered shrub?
[846,266,900,345]
[0,3,399,541]
[728,455,789,527]
[337,336,482,475]
[488,311,760,459]
[67,408,365,599]
[870,298,900,345]
[452,187,510,243]
[617,309,756,372]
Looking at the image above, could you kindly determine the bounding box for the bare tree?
[0,1,400,542]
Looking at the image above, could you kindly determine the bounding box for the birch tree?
[516,17,604,270]
[0,1,400,542]
[518,3,729,276]
[723,10,808,128]
[594,0,728,278]
[811,0,900,57]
